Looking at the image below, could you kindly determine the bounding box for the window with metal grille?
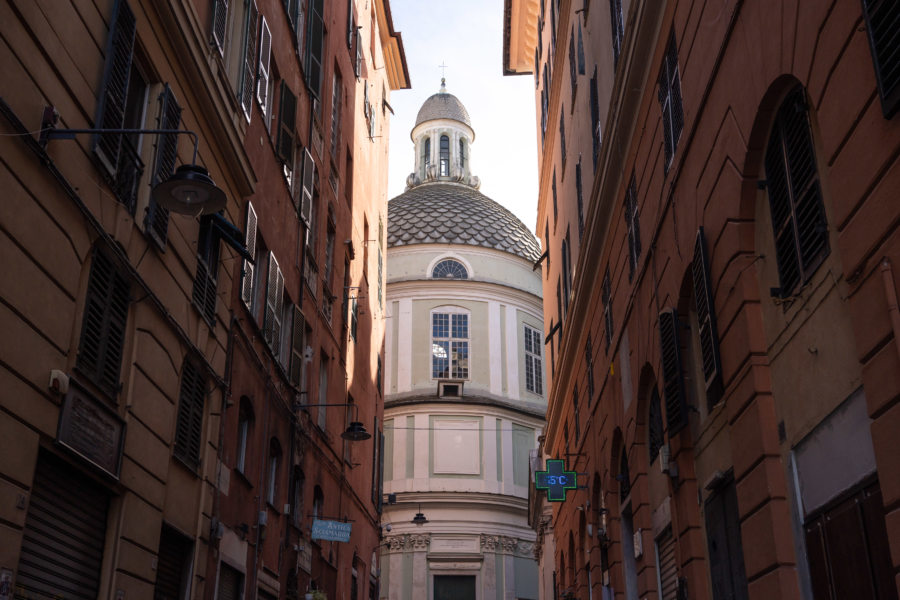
[524,324,543,395]
[239,1,259,121]
[439,135,450,176]
[256,16,272,115]
[648,386,663,464]
[263,251,284,350]
[658,30,683,173]
[692,228,724,409]
[625,173,641,280]
[764,84,829,297]
[154,524,193,599]
[609,0,624,66]
[211,0,228,54]
[305,0,325,99]
[575,159,584,239]
[77,248,130,398]
[431,311,469,379]
[590,66,601,168]
[174,359,206,469]
[192,216,221,326]
[602,268,612,351]
[432,258,468,279]
[584,334,595,400]
[862,0,900,118]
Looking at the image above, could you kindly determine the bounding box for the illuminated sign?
[534,459,577,502]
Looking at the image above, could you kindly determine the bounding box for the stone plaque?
[430,537,480,554]
[57,381,124,479]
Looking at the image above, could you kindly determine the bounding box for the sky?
[385,0,540,234]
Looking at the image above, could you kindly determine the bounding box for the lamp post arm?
[41,127,201,163]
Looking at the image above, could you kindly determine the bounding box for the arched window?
[291,468,305,526]
[459,138,466,170]
[423,137,431,174]
[236,396,254,473]
[313,485,324,519]
[432,259,468,279]
[648,386,663,464]
[764,84,828,296]
[267,438,282,505]
[439,135,450,176]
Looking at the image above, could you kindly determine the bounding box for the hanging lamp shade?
[152,164,227,215]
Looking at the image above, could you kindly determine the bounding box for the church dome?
[414,88,472,130]
[388,182,541,262]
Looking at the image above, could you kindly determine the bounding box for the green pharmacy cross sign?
[535,459,577,502]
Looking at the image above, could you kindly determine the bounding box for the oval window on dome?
[432,259,468,280]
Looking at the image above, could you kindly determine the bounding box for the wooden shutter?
[704,474,749,600]
[306,0,325,98]
[174,360,205,468]
[263,252,284,349]
[240,1,258,120]
[692,227,724,409]
[602,269,612,350]
[590,66,601,167]
[77,249,130,397]
[289,305,305,387]
[658,308,687,435]
[192,217,220,325]
[862,0,900,118]
[212,0,229,54]
[656,527,678,600]
[276,81,297,164]
[626,174,640,280]
[648,387,663,464]
[145,85,182,250]
[764,85,828,296]
[300,147,315,223]
[256,16,272,111]
[93,0,136,176]
[241,202,258,308]
[16,453,110,599]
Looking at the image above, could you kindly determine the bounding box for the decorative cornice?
[480,534,536,558]
[383,533,432,553]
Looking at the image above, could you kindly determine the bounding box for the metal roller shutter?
[217,563,242,600]
[15,452,110,600]
[656,527,678,600]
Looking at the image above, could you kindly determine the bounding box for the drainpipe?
[880,258,900,362]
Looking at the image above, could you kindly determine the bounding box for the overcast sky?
[385,0,540,234]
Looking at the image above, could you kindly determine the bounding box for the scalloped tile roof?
[414,92,472,129]
[388,183,541,262]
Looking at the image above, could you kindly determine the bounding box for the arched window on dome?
[459,138,466,170]
[423,137,431,176]
[439,135,450,176]
[432,259,468,280]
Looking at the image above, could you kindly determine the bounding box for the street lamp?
[412,504,428,525]
[300,403,372,441]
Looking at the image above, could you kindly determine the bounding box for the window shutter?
[764,85,828,296]
[93,0,136,177]
[256,16,272,111]
[602,269,612,350]
[659,308,688,435]
[240,1,258,120]
[289,305,305,387]
[577,21,585,74]
[347,0,354,47]
[212,0,229,54]
[626,174,640,280]
[300,148,315,224]
[276,82,297,164]
[263,252,284,349]
[174,360,205,468]
[862,0,900,118]
[355,29,363,78]
[192,217,220,325]
[241,202,258,308]
[692,227,724,409]
[590,66,601,168]
[145,85,182,250]
[77,249,130,398]
[305,0,325,98]
[648,387,663,464]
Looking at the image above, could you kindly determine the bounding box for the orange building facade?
[505,1,900,599]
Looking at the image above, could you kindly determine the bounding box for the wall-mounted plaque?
[57,380,124,479]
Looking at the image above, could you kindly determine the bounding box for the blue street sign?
[534,459,577,502]
[311,519,352,542]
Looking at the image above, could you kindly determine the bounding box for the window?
[289,305,305,388]
[764,84,828,297]
[313,485,324,519]
[262,251,284,351]
[648,386,663,464]
[561,228,572,316]
[324,216,336,286]
[524,324,543,395]
[552,169,558,225]
[704,472,749,600]
[236,397,253,473]
[432,258,468,279]
[439,134,450,176]
[318,353,328,429]
[572,385,580,443]
[267,438,281,505]
[284,0,305,45]
[862,0,900,118]
[431,310,469,379]
[305,0,325,99]
[331,70,342,158]
[692,228,724,410]
[154,524,193,598]
[144,84,182,250]
[559,112,567,165]
[256,16,272,115]
[193,215,221,326]
[625,173,641,280]
[211,0,229,54]
[602,268,612,350]
[291,468,305,527]
[574,160,586,246]
[93,0,145,213]
[350,297,359,341]
[276,81,297,165]
[609,0,624,66]
[577,21,585,74]
[217,562,244,600]
[590,66,601,168]
[459,138,466,170]
[422,137,431,176]
[241,202,258,309]
[569,29,577,97]
[658,30,684,173]
[174,359,206,469]
[584,335,594,400]
[77,248,130,398]
[658,308,687,436]
[238,1,259,121]
[544,222,551,278]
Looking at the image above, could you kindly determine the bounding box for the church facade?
[380,83,545,600]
